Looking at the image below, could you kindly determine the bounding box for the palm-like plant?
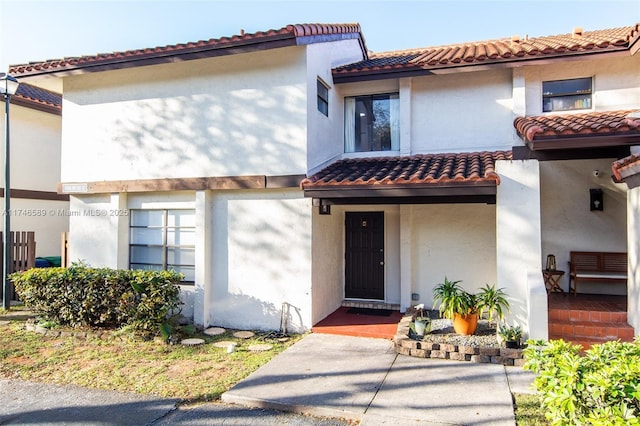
[476,284,510,325]
[432,277,477,319]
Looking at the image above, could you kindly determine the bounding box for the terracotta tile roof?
[301,151,512,189]
[9,23,365,77]
[334,24,639,80]
[514,110,640,143]
[10,83,61,115]
[612,153,640,182]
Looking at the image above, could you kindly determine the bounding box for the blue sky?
[1,0,639,72]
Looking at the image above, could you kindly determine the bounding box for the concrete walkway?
[0,332,536,425]
[222,334,536,425]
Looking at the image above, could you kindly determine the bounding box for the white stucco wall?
[522,55,640,114]
[209,189,312,333]
[628,187,640,335]
[411,69,514,154]
[540,159,627,294]
[306,40,365,172]
[61,47,309,182]
[5,105,62,190]
[409,203,497,309]
[496,159,543,338]
[1,103,68,256]
[311,205,344,324]
[68,194,118,267]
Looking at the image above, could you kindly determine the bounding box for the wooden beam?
[58,174,304,194]
[0,188,69,201]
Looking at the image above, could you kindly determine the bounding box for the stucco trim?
[58,174,305,194]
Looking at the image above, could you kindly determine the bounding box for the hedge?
[524,338,640,425]
[11,264,182,335]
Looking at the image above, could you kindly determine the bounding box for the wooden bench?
[568,251,627,296]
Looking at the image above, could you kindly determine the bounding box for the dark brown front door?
[345,212,384,300]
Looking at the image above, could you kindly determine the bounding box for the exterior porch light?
[1,74,19,310]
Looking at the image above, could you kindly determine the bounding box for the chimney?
[572,27,583,38]
[240,29,245,36]
[511,35,520,47]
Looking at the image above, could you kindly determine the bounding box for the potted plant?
[476,284,510,326]
[498,323,522,348]
[432,277,479,335]
[411,303,431,337]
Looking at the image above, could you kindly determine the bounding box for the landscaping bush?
[11,264,182,336]
[523,338,640,425]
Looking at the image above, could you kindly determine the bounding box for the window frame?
[317,78,329,116]
[542,77,593,113]
[344,92,400,153]
[129,208,196,284]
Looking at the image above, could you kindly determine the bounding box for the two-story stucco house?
[1,83,69,260]
[9,22,640,341]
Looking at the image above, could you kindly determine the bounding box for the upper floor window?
[317,79,329,116]
[542,77,592,112]
[130,209,195,284]
[345,93,399,152]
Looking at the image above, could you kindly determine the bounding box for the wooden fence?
[0,231,36,300]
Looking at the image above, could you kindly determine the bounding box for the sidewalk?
[222,333,537,425]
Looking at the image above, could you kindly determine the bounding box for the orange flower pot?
[453,312,478,335]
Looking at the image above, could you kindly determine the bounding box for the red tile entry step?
[547,293,633,350]
[312,307,403,340]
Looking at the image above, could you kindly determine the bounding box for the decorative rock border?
[394,313,525,367]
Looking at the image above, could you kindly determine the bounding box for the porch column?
[399,205,412,313]
[111,192,128,269]
[496,159,546,339]
[194,190,212,328]
[628,187,640,334]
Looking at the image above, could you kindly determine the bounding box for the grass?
[1,306,548,424]
[514,393,548,425]
[0,306,301,402]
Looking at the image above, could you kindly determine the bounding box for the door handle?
[380,261,384,266]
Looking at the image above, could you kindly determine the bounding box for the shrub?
[523,338,640,425]
[11,264,182,336]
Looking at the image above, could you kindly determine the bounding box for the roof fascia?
[512,145,631,161]
[315,194,496,205]
[333,48,631,84]
[14,35,299,79]
[303,182,497,199]
[527,134,640,150]
[10,96,61,116]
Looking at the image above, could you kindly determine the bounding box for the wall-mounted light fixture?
[590,188,603,211]
[319,204,331,215]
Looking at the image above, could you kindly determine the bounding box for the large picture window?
[129,209,195,283]
[542,77,592,112]
[345,93,399,152]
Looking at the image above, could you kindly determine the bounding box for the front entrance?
[345,212,384,300]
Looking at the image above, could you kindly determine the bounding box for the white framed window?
[129,209,195,283]
[542,77,592,112]
[317,78,329,116]
[344,93,399,152]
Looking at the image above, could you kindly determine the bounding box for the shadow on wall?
[211,293,304,334]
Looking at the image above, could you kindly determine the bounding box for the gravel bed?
[411,310,501,348]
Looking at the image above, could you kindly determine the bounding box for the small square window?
[317,79,329,116]
[542,77,592,112]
